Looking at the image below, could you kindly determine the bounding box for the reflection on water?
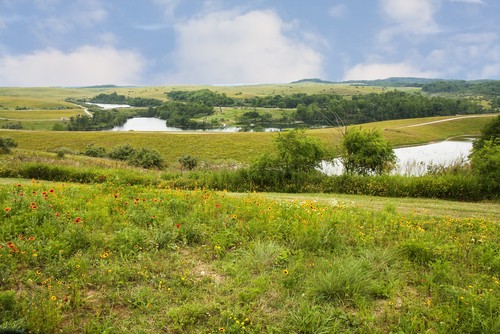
[110,117,182,131]
[110,117,281,132]
[321,140,473,176]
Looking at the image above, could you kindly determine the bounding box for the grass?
[0,115,496,166]
[0,180,498,333]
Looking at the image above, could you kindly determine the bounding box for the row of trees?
[167,89,486,127]
[88,92,163,107]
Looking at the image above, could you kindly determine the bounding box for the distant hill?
[292,77,442,87]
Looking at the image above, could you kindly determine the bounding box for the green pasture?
[0,115,496,165]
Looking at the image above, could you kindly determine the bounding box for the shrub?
[55,146,73,158]
[84,143,106,157]
[107,144,136,161]
[0,136,17,154]
[178,155,198,171]
[128,147,164,169]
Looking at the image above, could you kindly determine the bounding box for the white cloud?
[379,0,440,37]
[449,0,485,4]
[0,46,145,86]
[329,4,347,18]
[426,32,500,79]
[342,62,438,81]
[34,0,108,43]
[164,10,323,84]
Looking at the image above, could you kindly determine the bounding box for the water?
[110,117,282,132]
[321,140,473,176]
[110,117,182,131]
[86,103,131,109]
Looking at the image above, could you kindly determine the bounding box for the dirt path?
[397,114,497,128]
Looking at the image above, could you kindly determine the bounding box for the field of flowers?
[1,180,499,333]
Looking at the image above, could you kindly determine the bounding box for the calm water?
[111,117,474,176]
[321,140,473,176]
[86,103,131,109]
[110,117,280,132]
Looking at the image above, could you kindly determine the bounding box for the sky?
[0,0,499,86]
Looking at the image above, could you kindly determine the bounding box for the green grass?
[0,115,496,166]
[0,180,498,333]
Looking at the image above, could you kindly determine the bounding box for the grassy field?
[0,114,495,166]
[0,180,498,333]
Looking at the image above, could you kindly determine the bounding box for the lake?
[110,117,281,132]
[321,140,474,176]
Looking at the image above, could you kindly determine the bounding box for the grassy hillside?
[0,181,498,333]
[1,115,495,166]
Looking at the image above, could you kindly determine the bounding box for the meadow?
[0,84,499,333]
[0,180,498,333]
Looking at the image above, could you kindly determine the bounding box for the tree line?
[167,89,486,126]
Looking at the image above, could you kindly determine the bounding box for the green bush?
[128,147,164,169]
[107,144,136,161]
[0,136,17,154]
[84,143,106,157]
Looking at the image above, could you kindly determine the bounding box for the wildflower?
[218,328,225,332]
[215,204,221,208]
[4,207,11,212]
[283,269,289,275]
[50,295,57,301]
[176,223,181,229]
[49,189,54,193]
[28,236,35,241]
[74,217,82,223]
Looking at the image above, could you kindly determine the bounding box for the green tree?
[0,136,17,154]
[469,116,500,191]
[473,115,500,150]
[340,127,396,175]
[274,129,332,175]
[250,129,331,179]
[128,147,164,169]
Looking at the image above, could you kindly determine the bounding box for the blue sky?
[0,0,499,86]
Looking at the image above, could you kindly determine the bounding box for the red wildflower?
[49,189,54,193]
[215,204,221,208]
[74,217,82,223]
[4,207,11,212]
[28,236,35,241]
[7,242,18,253]
[176,224,181,229]
[55,212,59,217]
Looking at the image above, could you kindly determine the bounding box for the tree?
[128,147,164,169]
[250,129,331,179]
[469,116,500,189]
[0,136,18,154]
[472,115,499,150]
[340,127,396,175]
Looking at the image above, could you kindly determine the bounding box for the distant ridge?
[292,77,442,87]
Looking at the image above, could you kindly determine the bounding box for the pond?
[109,117,281,132]
[86,102,131,109]
[321,140,474,176]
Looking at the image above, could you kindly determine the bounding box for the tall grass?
[0,181,498,333]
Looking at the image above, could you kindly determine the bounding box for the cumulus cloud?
[342,62,438,81]
[426,32,500,79]
[165,10,323,84]
[0,46,145,86]
[379,0,440,39]
[34,0,108,43]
